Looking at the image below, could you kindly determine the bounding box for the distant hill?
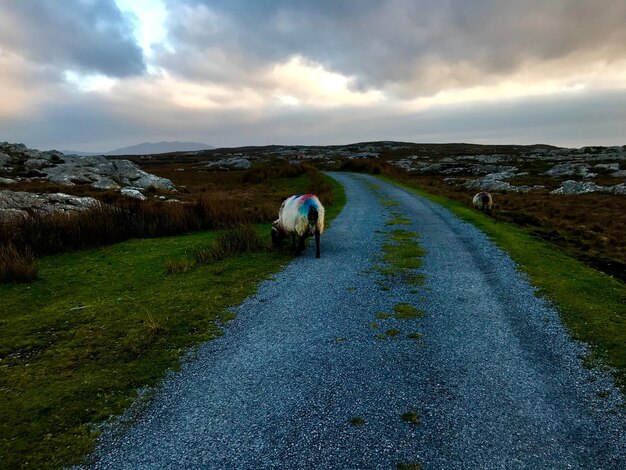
[60,150,103,156]
[106,141,214,155]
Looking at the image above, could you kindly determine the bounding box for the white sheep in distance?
[271,194,325,258]
[472,191,493,214]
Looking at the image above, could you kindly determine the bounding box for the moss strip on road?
[380,175,626,392]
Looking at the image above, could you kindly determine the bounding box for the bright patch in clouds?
[114,0,168,57]
[63,71,117,93]
[268,57,384,107]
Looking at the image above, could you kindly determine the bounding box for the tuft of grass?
[142,313,169,341]
[385,329,401,337]
[374,333,387,340]
[194,224,264,264]
[401,410,420,425]
[397,463,423,470]
[165,258,192,274]
[349,417,365,426]
[408,332,422,340]
[394,303,424,320]
[387,215,411,226]
[376,312,393,320]
[381,198,400,207]
[370,323,379,329]
[0,243,38,283]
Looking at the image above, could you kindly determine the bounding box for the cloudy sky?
[1,0,626,152]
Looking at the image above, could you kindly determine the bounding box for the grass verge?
[0,173,345,469]
[379,175,626,392]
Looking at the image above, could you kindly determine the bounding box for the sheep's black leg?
[296,236,305,256]
[315,230,320,258]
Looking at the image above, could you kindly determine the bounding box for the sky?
[1,0,626,152]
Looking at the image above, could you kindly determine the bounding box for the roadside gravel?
[82,173,626,469]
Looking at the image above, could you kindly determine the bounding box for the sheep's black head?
[271,221,285,246]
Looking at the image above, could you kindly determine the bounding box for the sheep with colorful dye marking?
[271,194,325,258]
[472,191,493,214]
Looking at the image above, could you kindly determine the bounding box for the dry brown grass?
[0,162,326,283]
[0,244,37,283]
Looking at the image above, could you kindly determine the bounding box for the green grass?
[0,229,289,469]
[349,416,365,426]
[376,229,426,286]
[386,215,411,226]
[0,173,346,469]
[379,175,626,392]
[393,303,425,320]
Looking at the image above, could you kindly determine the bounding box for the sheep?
[271,194,325,258]
[472,191,493,214]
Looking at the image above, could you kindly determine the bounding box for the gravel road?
[84,173,626,469]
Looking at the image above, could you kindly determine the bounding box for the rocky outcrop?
[544,163,596,179]
[463,169,542,193]
[206,157,252,170]
[120,188,147,200]
[551,180,626,195]
[464,179,539,193]
[0,190,100,219]
[0,142,175,191]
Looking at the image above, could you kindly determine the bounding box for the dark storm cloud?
[0,0,145,77]
[161,0,626,95]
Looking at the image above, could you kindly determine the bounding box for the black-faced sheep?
[271,194,325,258]
[472,191,493,214]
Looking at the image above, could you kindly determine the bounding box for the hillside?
[106,141,214,155]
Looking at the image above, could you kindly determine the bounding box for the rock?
[544,164,596,178]
[24,158,53,170]
[206,157,252,170]
[611,170,626,178]
[481,170,517,181]
[0,189,101,217]
[595,163,620,171]
[552,180,626,195]
[463,168,537,192]
[0,177,16,184]
[121,188,147,200]
[551,180,603,194]
[0,151,12,168]
[0,207,29,219]
[92,178,121,190]
[608,183,626,195]
[0,142,175,191]
[464,178,537,193]
[458,154,504,164]
[391,159,418,172]
[351,152,379,159]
